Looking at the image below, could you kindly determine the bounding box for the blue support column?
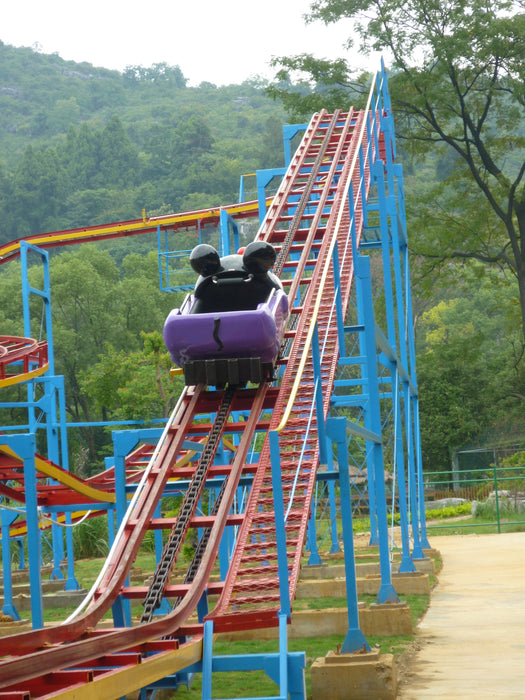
[278,611,289,699]
[111,430,143,627]
[390,372,416,573]
[394,171,431,553]
[46,374,80,590]
[306,322,329,564]
[355,256,398,604]
[57,376,80,590]
[331,241,347,354]
[20,242,81,590]
[201,619,214,700]
[1,508,22,620]
[38,377,65,584]
[407,393,426,560]
[373,165,414,559]
[219,209,240,257]
[348,185,379,547]
[324,442,341,554]
[386,176,426,560]
[306,486,322,566]
[368,137,400,570]
[326,417,370,653]
[269,430,291,619]
[5,433,44,628]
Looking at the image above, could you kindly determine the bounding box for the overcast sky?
[1,0,373,86]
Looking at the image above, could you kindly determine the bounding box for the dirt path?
[397,531,525,699]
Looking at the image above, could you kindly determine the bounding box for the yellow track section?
[0,436,209,535]
[54,638,203,700]
[0,361,49,389]
[0,199,264,262]
[0,445,116,504]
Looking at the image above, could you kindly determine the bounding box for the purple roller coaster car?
[163,241,289,387]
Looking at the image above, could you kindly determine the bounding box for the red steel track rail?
[0,100,384,697]
[208,108,373,630]
[0,336,49,388]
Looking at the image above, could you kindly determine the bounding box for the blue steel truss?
[0,242,79,629]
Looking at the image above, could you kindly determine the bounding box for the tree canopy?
[0,42,288,244]
[416,267,522,470]
[269,0,525,339]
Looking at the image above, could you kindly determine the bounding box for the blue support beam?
[354,255,399,603]
[326,417,370,653]
[219,209,240,258]
[269,430,291,620]
[201,616,306,700]
[1,508,22,621]
[256,167,285,224]
[2,433,44,628]
[282,124,307,168]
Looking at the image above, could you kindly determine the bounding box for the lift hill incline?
[0,99,386,696]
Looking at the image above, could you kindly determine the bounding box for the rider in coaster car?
[189,240,282,314]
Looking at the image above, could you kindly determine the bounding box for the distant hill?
[0,41,288,243]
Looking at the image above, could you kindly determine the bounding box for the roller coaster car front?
[163,241,289,387]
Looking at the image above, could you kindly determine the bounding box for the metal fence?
[423,464,525,533]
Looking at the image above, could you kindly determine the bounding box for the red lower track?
[0,336,48,384]
[0,105,386,697]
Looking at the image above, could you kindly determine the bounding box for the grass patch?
[38,544,439,698]
[168,633,414,699]
[293,596,347,611]
[426,517,525,535]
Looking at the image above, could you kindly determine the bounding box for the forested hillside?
[0,41,287,242]
[1,41,523,477]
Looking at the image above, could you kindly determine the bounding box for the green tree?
[47,247,121,426]
[63,124,101,191]
[123,63,187,88]
[80,331,183,422]
[98,116,140,188]
[51,97,81,132]
[270,0,525,339]
[416,269,522,471]
[9,145,67,236]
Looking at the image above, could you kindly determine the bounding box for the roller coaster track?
[0,336,49,388]
[0,76,387,696]
[0,445,116,506]
[0,200,264,266]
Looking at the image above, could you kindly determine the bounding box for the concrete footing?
[360,602,412,636]
[301,557,435,580]
[2,590,88,612]
[296,570,430,598]
[0,618,32,637]
[311,649,397,700]
[220,602,412,641]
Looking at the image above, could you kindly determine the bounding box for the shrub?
[72,515,110,559]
